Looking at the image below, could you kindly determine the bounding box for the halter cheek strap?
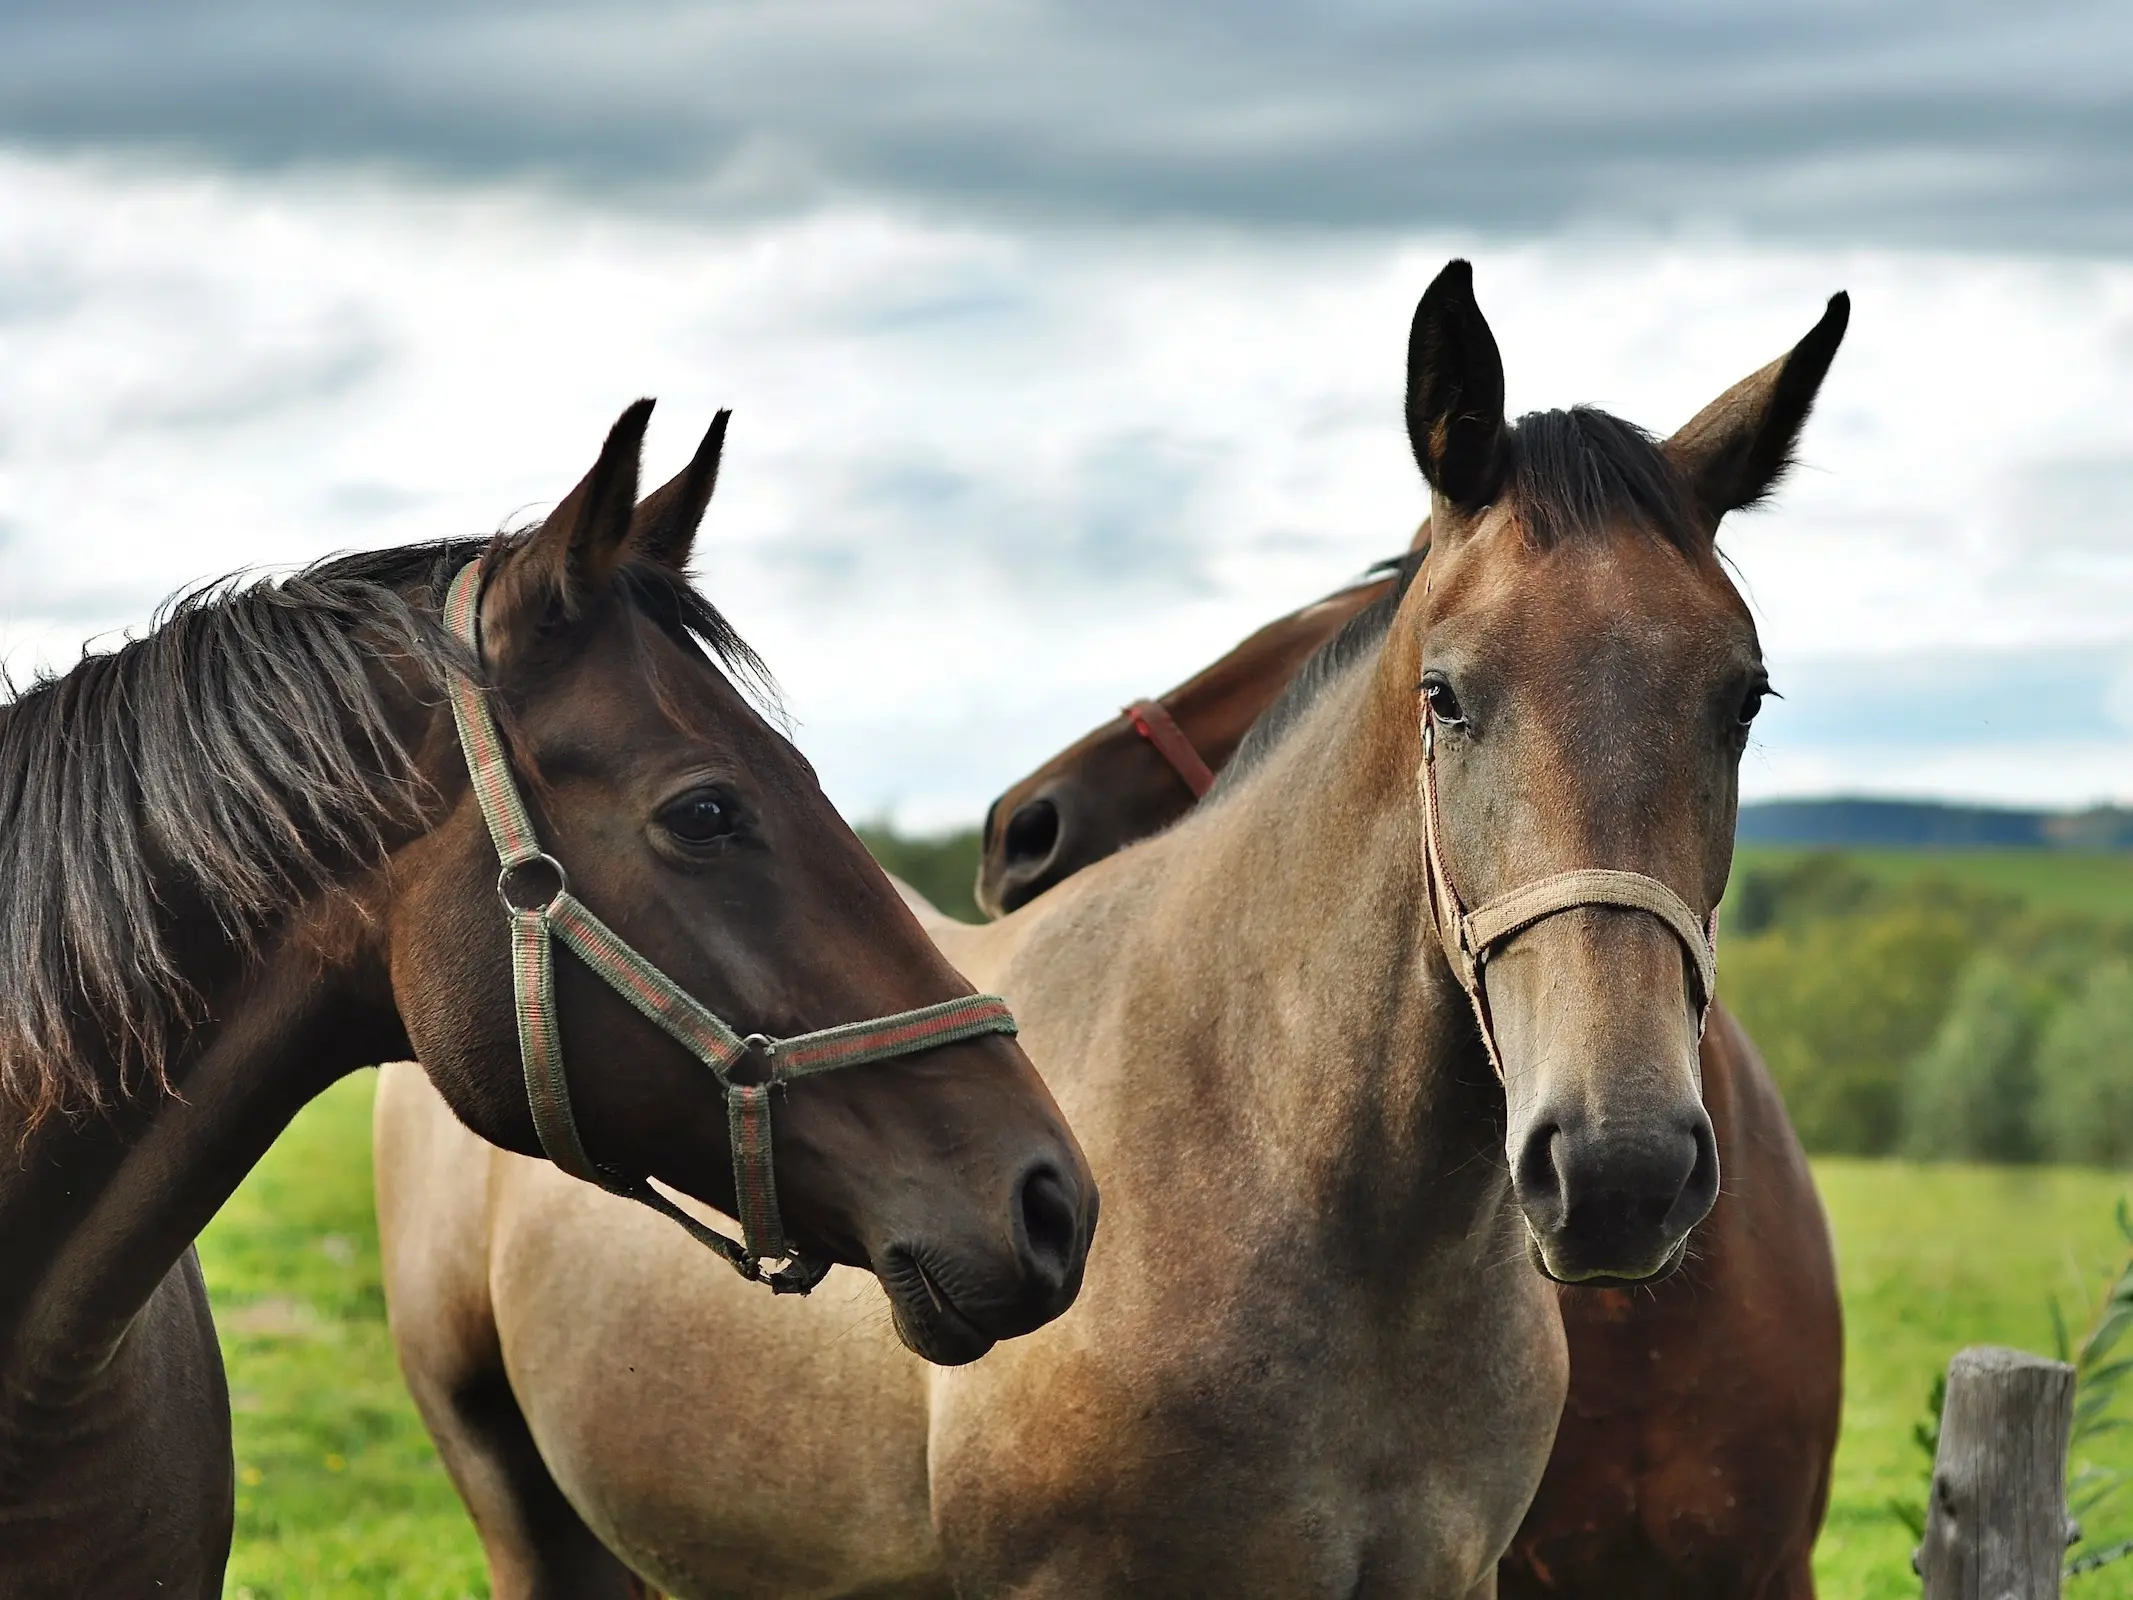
[1123,698,1216,798]
[1418,709,1719,1080]
[441,560,1019,1294]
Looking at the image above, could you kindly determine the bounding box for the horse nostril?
[1667,1114,1722,1236]
[1002,799,1061,871]
[1514,1121,1565,1223]
[1014,1161,1081,1293]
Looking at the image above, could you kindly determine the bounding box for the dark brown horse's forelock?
[1213,405,1705,800]
[0,536,772,1134]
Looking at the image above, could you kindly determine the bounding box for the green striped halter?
[441,560,1019,1295]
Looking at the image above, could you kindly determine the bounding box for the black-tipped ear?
[484,399,653,664]
[1665,293,1849,524]
[1405,260,1511,511]
[630,408,728,572]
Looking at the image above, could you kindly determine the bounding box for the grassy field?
[200,1073,486,1600]
[1733,843,2133,923]
[203,1071,2133,1597]
[856,829,2133,929]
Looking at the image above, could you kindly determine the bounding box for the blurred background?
[5,4,2131,1596]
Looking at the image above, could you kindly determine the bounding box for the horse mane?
[1212,406,1698,796]
[1211,544,1429,796]
[0,535,771,1133]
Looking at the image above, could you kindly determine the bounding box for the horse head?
[1393,261,1846,1284]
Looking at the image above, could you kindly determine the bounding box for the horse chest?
[928,1258,1563,1599]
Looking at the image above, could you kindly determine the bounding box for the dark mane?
[1211,545,1429,797]
[1506,407,1700,553]
[0,536,770,1132]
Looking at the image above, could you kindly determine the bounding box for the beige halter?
[1418,707,1718,1079]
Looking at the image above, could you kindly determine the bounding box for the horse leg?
[1758,1548,1818,1600]
[375,1061,638,1600]
[423,1363,642,1599]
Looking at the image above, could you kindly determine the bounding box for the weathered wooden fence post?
[1918,1345,2076,1599]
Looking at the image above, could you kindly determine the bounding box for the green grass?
[1734,845,2133,924]
[204,1075,2133,1597]
[198,1071,487,1600]
[1814,1160,2133,1597]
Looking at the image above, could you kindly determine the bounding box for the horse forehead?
[541,610,759,744]
[1458,530,1745,675]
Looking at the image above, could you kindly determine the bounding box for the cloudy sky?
[4,1,2132,825]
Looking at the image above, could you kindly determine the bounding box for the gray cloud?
[0,0,2127,249]
[765,427,1222,598]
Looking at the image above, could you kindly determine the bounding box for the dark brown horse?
[975,448,1842,1595]
[0,401,1094,1598]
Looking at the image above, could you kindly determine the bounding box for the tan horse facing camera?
[376,259,1846,1598]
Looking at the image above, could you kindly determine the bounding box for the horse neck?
[0,849,411,1435]
[1067,633,1504,1255]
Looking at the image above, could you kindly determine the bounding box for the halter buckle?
[497,853,570,915]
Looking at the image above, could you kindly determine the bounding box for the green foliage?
[1902,953,2050,1162]
[855,823,984,922]
[1735,846,2133,925]
[2058,1201,2133,1578]
[1886,1369,1946,1541]
[1721,851,2133,1161]
[1721,884,1977,1153]
[2040,965,2133,1170]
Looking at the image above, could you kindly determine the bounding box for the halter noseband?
[1123,699,1216,798]
[442,560,1019,1294]
[1417,705,1718,1080]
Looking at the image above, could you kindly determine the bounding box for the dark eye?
[1737,685,1769,729]
[1423,676,1466,726]
[660,791,737,846]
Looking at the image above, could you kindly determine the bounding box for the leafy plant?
[1888,1367,1947,1541]
[2057,1199,2133,1579]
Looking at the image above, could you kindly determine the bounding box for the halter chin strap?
[1418,709,1718,1080]
[1123,698,1216,798]
[442,560,1019,1294]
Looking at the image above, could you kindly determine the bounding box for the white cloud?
[3,151,2133,825]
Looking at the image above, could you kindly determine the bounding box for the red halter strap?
[1123,698,1216,799]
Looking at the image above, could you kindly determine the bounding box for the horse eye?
[661,792,736,845]
[1737,688,1767,728]
[1424,678,1465,726]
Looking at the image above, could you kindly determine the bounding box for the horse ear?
[630,408,729,572]
[1665,293,1848,525]
[1405,260,1512,515]
[484,399,653,663]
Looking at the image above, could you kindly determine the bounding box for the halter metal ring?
[497,853,570,915]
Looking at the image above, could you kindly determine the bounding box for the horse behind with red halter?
[977,479,1839,1596]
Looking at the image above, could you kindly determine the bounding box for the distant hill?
[1737,798,2133,851]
